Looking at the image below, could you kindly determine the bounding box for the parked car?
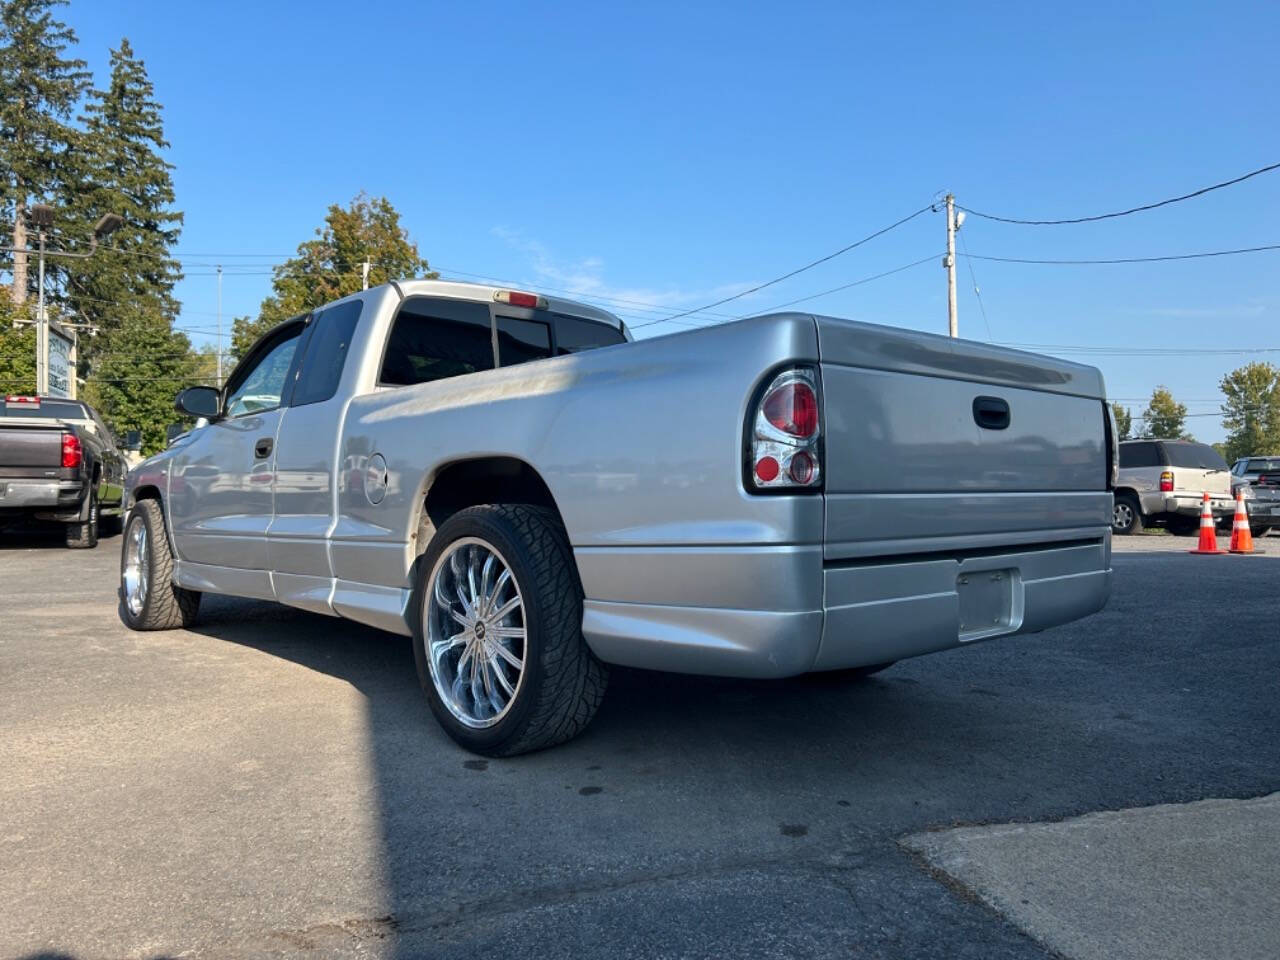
[1112,439,1233,535]
[0,395,130,547]
[1230,455,1280,536]
[120,280,1114,755]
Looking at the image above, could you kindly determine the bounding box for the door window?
[379,297,495,386]
[225,325,305,418]
[496,315,552,367]
[292,300,363,406]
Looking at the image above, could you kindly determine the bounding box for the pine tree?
[0,0,90,306]
[234,193,434,357]
[59,36,182,344]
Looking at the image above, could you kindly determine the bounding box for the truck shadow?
[171,565,1280,958]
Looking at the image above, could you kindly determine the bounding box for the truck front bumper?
[578,533,1112,678]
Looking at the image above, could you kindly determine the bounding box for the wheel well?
[417,457,563,552]
[1114,487,1140,505]
[132,484,162,506]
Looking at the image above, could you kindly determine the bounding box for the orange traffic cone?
[1189,492,1224,554]
[1229,490,1262,554]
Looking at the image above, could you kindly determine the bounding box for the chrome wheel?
[122,516,149,617]
[424,537,527,729]
[1113,501,1134,532]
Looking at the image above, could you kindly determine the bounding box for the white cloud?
[490,226,757,323]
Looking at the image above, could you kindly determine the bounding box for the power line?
[959,161,1280,225]
[968,242,1280,266]
[652,204,937,324]
[629,254,940,330]
[956,232,992,340]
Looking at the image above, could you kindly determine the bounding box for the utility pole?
[36,223,48,394]
[361,260,371,291]
[216,265,223,385]
[945,193,958,338]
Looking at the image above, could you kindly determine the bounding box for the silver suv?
[1113,439,1232,535]
[1230,455,1280,536]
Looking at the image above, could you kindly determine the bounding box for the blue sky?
[68,1,1278,442]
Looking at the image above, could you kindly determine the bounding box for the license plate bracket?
[957,568,1017,641]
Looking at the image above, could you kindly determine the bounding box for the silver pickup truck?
[121,280,1114,755]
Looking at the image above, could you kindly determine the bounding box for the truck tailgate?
[0,424,64,469]
[816,317,1110,558]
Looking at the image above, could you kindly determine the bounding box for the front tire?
[412,504,608,757]
[118,498,201,630]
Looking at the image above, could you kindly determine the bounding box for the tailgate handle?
[973,396,1010,430]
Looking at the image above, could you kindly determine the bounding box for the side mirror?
[175,385,220,419]
[123,430,142,452]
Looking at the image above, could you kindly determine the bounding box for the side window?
[553,314,626,355]
[379,297,494,386]
[225,325,305,418]
[1119,442,1159,469]
[292,300,363,406]
[496,315,552,367]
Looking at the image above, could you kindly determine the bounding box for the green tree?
[0,297,36,392]
[234,193,435,358]
[1220,361,1280,462]
[1142,386,1190,440]
[60,37,182,352]
[82,305,203,455]
[0,0,90,305]
[1111,402,1133,441]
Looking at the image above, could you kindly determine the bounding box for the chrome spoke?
[489,640,523,670]
[423,536,527,730]
[490,594,521,624]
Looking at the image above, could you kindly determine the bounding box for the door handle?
[973,396,1011,430]
[254,437,274,460]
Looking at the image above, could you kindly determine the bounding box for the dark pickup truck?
[0,395,130,548]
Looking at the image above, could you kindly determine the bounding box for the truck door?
[267,299,364,609]
[168,320,306,593]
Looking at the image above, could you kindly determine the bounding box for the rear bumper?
[0,479,83,512]
[1145,493,1234,518]
[578,532,1112,678]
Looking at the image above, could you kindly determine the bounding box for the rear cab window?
[379,298,494,386]
[379,295,628,385]
[1,398,90,421]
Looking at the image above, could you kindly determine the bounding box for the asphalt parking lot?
[2,529,1277,959]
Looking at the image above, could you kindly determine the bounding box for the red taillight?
[762,381,818,438]
[5,395,40,407]
[493,290,547,309]
[1159,470,1174,492]
[61,432,83,469]
[747,367,822,492]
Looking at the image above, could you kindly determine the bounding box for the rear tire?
[1112,494,1143,535]
[118,499,201,630]
[412,504,608,757]
[65,488,99,549]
